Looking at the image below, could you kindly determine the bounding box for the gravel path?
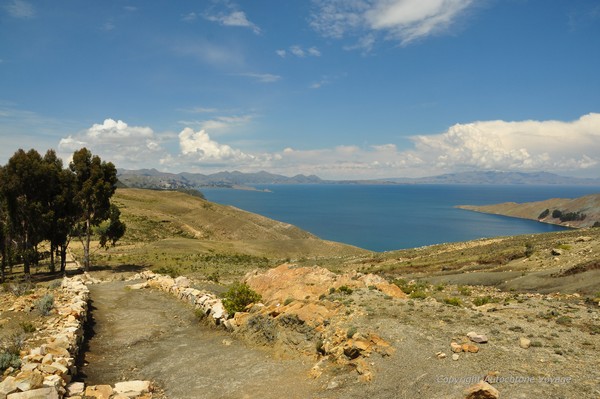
[78,281,323,399]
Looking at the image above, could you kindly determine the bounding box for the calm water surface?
[202,184,600,252]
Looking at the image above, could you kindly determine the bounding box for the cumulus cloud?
[58,119,165,168]
[179,128,254,163]
[310,0,475,49]
[56,114,600,179]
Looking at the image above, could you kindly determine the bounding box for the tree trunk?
[50,242,56,273]
[59,245,67,274]
[84,217,91,271]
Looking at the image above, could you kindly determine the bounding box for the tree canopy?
[0,147,124,279]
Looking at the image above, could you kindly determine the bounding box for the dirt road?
[78,281,323,399]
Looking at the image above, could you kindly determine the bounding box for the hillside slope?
[457,193,600,228]
[84,188,369,279]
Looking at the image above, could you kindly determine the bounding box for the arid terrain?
[1,188,599,398]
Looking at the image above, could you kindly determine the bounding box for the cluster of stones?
[0,275,154,399]
[0,276,88,398]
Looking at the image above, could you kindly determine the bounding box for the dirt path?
[77,281,324,399]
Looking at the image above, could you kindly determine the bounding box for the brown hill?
[82,188,369,280]
[457,193,600,228]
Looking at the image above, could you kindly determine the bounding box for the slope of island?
[457,193,600,228]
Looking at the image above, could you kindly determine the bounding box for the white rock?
[113,380,152,397]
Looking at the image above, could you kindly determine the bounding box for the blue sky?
[1,0,599,179]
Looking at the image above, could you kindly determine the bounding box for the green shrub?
[20,322,35,333]
[409,290,427,299]
[0,333,24,372]
[525,242,535,258]
[458,286,471,296]
[35,294,54,316]
[473,296,492,306]
[222,282,262,315]
[284,297,294,306]
[538,209,550,219]
[346,326,358,338]
[153,265,180,278]
[556,316,572,326]
[443,297,462,307]
[338,285,353,295]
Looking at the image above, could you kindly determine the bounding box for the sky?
[1,0,599,180]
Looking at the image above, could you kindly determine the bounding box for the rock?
[451,342,463,353]
[7,387,60,399]
[552,248,563,256]
[467,332,488,344]
[113,380,152,397]
[174,276,191,288]
[436,352,447,359]
[84,384,113,399]
[519,337,531,349]
[15,370,44,392]
[127,282,148,290]
[66,382,85,396]
[222,339,232,346]
[452,354,460,361]
[462,343,479,353]
[0,376,18,398]
[464,381,500,399]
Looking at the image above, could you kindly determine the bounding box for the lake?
[201,184,600,252]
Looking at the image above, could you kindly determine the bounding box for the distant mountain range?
[117,169,600,190]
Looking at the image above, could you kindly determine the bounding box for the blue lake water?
[201,184,600,252]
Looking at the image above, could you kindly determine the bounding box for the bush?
[20,322,36,333]
[409,290,428,299]
[552,209,562,219]
[443,297,462,307]
[538,209,550,219]
[0,333,24,372]
[222,282,262,315]
[338,285,353,295]
[458,286,471,296]
[35,294,54,316]
[346,326,358,338]
[525,242,535,258]
[473,296,492,306]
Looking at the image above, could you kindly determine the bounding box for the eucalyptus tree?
[69,148,118,271]
[0,149,48,275]
[42,150,78,273]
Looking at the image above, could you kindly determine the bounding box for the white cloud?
[179,114,254,134]
[179,128,254,163]
[4,0,34,18]
[238,73,282,83]
[311,0,475,49]
[58,119,166,168]
[53,114,600,179]
[182,12,198,22]
[409,113,600,173]
[204,10,261,34]
[279,45,322,58]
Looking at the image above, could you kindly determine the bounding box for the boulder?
[0,376,18,398]
[467,332,488,344]
[84,385,113,399]
[7,387,60,399]
[519,337,531,349]
[464,381,500,399]
[65,382,85,396]
[113,380,152,397]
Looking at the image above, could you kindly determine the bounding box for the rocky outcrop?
[134,264,399,382]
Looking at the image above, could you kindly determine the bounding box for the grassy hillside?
[77,188,369,281]
[457,193,600,228]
